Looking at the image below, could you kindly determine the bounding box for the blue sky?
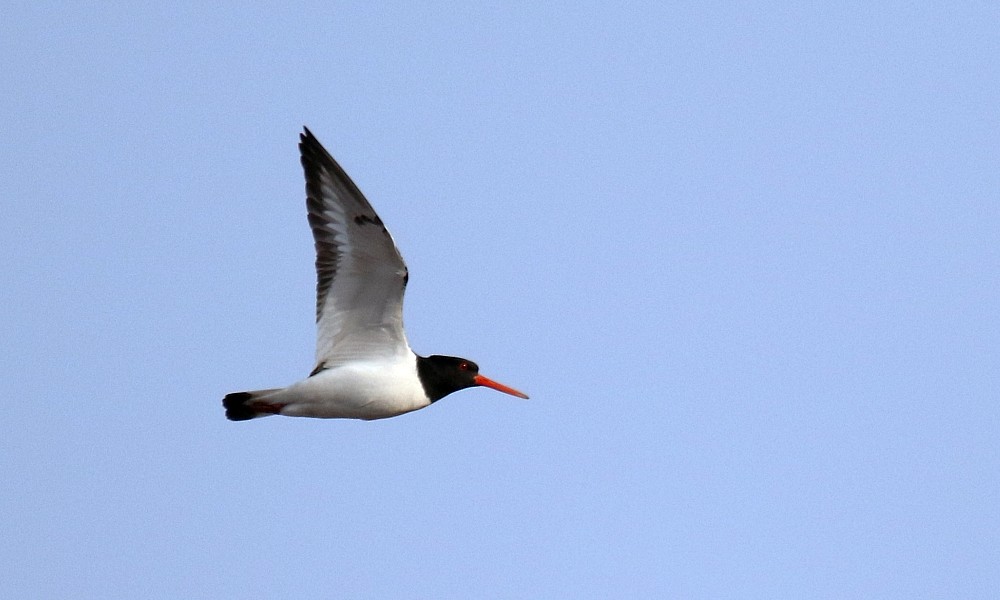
[2,2,998,598]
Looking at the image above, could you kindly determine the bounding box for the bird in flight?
[224,128,528,421]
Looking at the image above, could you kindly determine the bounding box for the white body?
[267,356,430,420]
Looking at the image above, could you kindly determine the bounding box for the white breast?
[277,355,430,420]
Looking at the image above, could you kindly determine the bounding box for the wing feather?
[299,128,410,370]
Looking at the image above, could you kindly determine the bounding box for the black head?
[416,355,529,403]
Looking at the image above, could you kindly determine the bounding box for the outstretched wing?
[299,128,410,372]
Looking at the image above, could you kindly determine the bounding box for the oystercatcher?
[224,128,528,421]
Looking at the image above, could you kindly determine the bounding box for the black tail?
[223,388,285,421]
[223,392,257,421]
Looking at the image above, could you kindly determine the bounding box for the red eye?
[459,362,469,371]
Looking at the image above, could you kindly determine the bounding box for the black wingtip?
[223,392,256,421]
[299,127,333,167]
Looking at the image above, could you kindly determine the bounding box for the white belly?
[277,358,431,420]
